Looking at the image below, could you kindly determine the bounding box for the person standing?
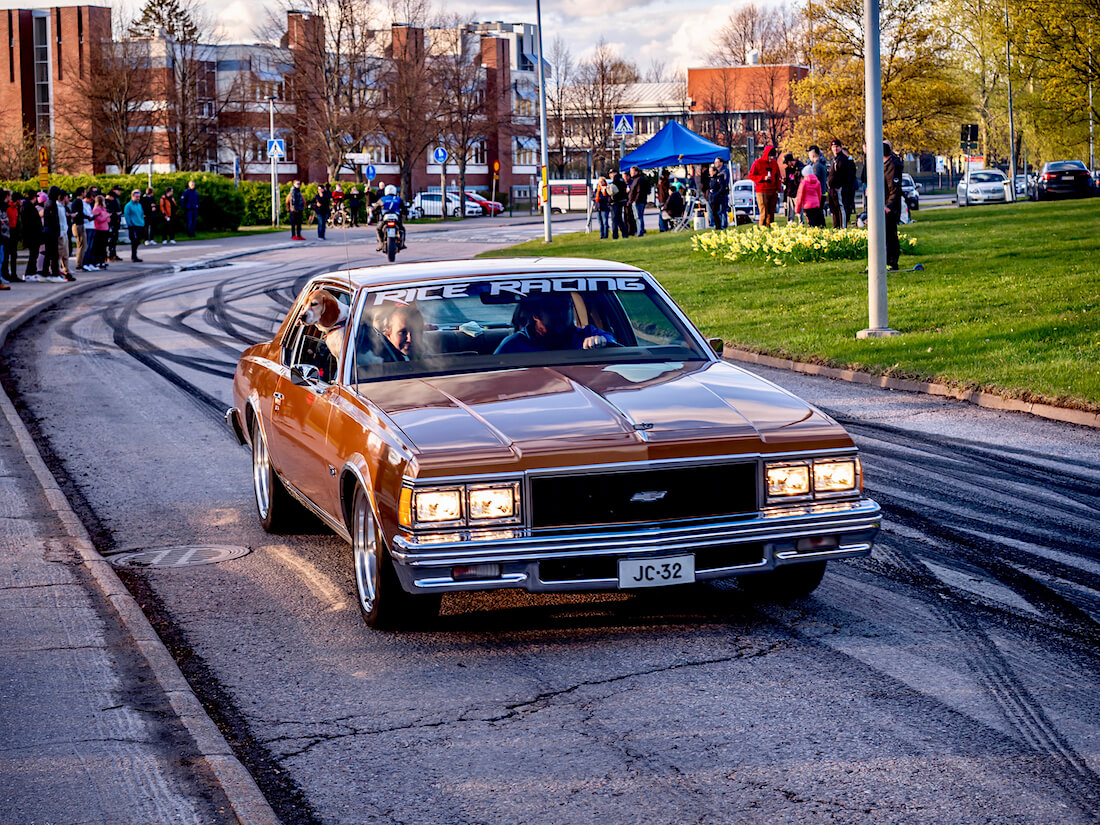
[39,187,63,282]
[123,190,145,262]
[106,186,123,261]
[0,192,10,289]
[707,158,730,229]
[56,190,74,281]
[808,146,828,214]
[159,187,178,244]
[592,176,611,239]
[4,191,21,282]
[827,139,857,228]
[781,154,802,222]
[747,146,782,227]
[609,170,628,240]
[21,192,43,281]
[91,195,110,269]
[71,186,88,271]
[81,190,97,271]
[181,179,200,237]
[794,163,826,227]
[288,181,305,240]
[347,188,362,227]
[313,183,331,240]
[656,170,671,232]
[883,140,904,271]
[627,166,650,237]
[141,187,158,246]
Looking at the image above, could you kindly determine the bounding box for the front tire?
[351,487,440,629]
[251,417,306,533]
[740,561,827,602]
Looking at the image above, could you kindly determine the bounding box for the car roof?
[312,257,649,291]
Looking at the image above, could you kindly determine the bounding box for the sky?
[203,0,738,77]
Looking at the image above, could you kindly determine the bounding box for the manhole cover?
[107,545,251,568]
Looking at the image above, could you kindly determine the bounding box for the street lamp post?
[856,0,898,339]
[1004,0,1016,194]
[268,96,278,227]
[534,0,552,242]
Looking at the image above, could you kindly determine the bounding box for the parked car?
[1030,161,1092,200]
[1014,174,1028,197]
[408,192,482,219]
[465,191,503,215]
[731,179,758,223]
[901,173,920,211]
[227,258,881,628]
[957,169,1009,206]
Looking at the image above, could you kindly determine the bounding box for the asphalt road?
[5,222,1099,824]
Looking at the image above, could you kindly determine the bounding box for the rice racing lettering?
[370,277,646,306]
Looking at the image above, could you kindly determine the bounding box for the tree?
[790,0,971,156]
[570,40,637,170]
[710,2,806,65]
[0,126,39,180]
[548,36,575,175]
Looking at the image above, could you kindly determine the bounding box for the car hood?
[356,361,851,474]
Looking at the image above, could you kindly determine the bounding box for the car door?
[269,288,350,512]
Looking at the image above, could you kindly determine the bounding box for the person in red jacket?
[747,145,783,227]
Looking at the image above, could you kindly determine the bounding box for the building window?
[33,15,50,140]
[471,138,486,165]
[362,136,394,165]
[513,136,538,166]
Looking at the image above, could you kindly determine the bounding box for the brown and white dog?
[299,289,349,356]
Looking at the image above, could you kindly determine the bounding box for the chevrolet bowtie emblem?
[630,490,667,503]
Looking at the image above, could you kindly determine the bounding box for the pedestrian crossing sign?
[267,139,286,159]
[613,114,635,135]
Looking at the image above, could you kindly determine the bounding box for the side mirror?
[291,364,321,386]
[707,337,724,355]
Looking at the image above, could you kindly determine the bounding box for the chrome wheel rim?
[252,427,271,519]
[353,496,378,615]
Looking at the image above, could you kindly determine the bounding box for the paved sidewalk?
[0,252,280,824]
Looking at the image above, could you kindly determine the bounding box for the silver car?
[957,169,1009,206]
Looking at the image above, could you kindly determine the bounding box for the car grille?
[530,463,757,528]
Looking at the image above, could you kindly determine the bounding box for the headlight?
[813,458,858,494]
[413,488,463,524]
[766,463,811,499]
[765,456,860,503]
[468,483,520,524]
[400,481,523,529]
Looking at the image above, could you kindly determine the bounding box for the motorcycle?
[381,211,402,262]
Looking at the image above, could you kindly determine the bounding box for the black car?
[1031,161,1092,200]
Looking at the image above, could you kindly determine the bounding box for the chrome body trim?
[225,407,247,446]
[388,498,880,594]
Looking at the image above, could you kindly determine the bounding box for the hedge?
[0,172,245,232]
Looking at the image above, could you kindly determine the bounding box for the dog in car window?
[299,289,349,357]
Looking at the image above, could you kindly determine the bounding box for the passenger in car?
[495,293,616,353]
[374,303,425,360]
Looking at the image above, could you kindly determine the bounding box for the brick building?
[2,3,541,196]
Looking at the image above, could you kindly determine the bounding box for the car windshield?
[347,275,708,383]
[971,172,1004,183]
[1047,161,1086,172]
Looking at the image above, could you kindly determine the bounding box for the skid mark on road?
[264,544,348,613]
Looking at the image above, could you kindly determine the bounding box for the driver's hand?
[582,335,607,349]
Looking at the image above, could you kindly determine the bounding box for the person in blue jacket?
[495,292,616,353]
[180,180,200,237]
[122,190,145,262]
[374,184,406,251]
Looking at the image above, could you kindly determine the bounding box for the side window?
[282,288,351,383]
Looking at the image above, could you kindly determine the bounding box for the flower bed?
[692,225,916,267]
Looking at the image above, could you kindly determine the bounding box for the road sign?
[613,114,635,135]
[267,138,285,159]
[38,146,48,165]
[433,147,448,164]
[344,152,371,164]
[364,164,376,181]
[38,145,48,189]
[492,159,500,173]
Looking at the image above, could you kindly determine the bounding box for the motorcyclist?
[375,185,406,251]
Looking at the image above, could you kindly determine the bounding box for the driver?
[375,184,407,252]
[495,292,617,353]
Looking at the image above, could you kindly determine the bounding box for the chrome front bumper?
[390,498,881,594]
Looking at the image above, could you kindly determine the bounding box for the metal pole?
[269,96,278,227]
[535,0,552,242]
[1004,0,1016,198]
[857,0,897,339]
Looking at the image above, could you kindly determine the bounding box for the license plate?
[618,554,695,588]
[1062,176,1074,181]
[386,228,396,237]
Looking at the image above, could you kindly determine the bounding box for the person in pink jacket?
[794,164,826,227]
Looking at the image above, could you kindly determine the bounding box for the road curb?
[0,270,282,824]
[723,348,1100,429]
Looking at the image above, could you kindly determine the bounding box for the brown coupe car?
[227,258,880,628]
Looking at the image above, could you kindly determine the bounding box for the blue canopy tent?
[618,121,730,171]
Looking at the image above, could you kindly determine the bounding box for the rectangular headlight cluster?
[765,457,860,503]
[399,482,522,529]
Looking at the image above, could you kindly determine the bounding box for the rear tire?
[386,236,397,262]
[251,417,307,533]
[740,561,827,602]
[351,487,440,629]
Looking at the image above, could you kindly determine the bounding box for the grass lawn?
[481,198,1100,412]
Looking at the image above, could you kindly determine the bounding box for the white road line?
[265,544,348,612]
